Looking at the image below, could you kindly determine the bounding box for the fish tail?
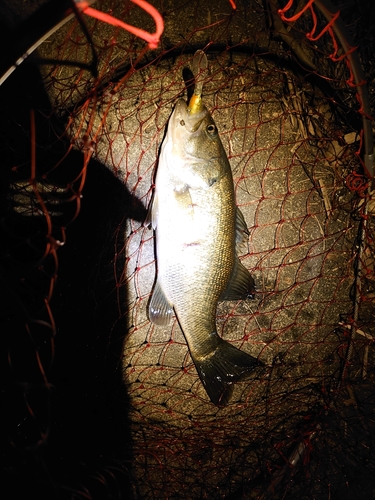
[192,337,262,406]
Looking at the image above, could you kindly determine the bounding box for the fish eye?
[180,120,185,126]
[206,124,217,134]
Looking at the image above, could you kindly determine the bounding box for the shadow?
[0,27,144,500]
[46,155,143,499]
[182,66,195,103]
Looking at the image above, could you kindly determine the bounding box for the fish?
[148,51,262,406]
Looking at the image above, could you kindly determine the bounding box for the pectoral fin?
[148,281,174,325]
[220,258,255,301]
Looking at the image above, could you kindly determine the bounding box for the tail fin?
[192,337,262,406]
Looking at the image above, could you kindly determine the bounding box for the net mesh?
[1,0,374,498]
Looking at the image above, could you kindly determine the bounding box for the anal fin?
[236,207,249,252]
[148,281,174,326]
[220,258,255,301]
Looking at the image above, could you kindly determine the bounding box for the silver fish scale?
[161,174,236,358]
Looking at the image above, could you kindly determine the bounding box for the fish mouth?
[171,99,206,133]
[171,99,188,125]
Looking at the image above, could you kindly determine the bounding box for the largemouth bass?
[148,53,262,405]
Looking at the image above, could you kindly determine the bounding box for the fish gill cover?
[0,0,374,499]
